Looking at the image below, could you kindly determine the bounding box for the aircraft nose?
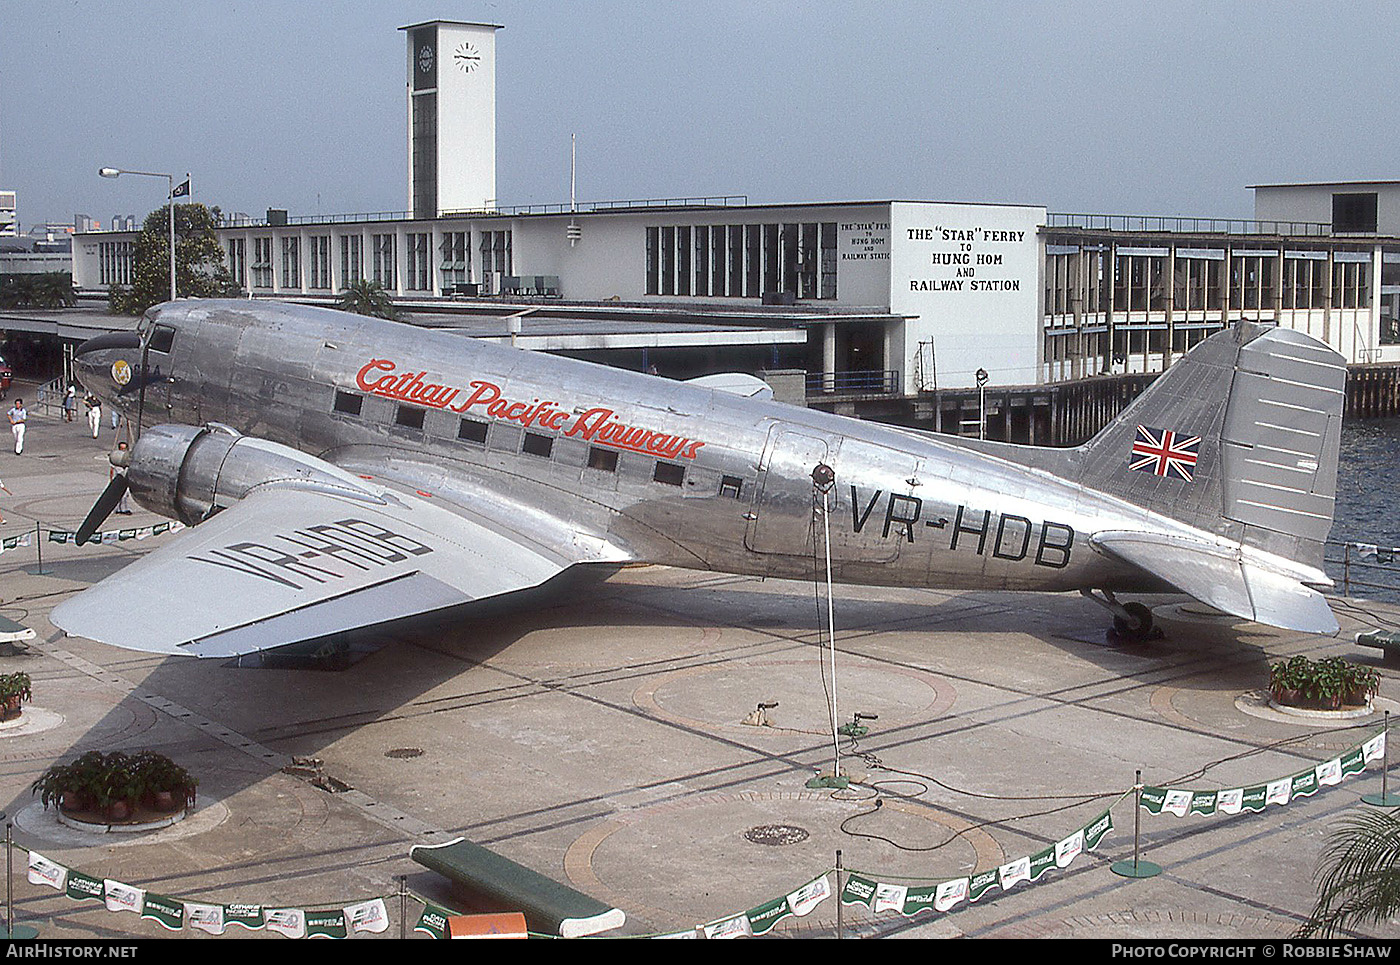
[74,332,142,398]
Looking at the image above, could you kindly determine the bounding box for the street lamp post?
[99,167,178,302]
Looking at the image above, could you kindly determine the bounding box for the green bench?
[0,616,34,645]
[1357,629,1400,664]
[410,838,624,938]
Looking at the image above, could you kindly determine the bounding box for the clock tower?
[400,20,502,218]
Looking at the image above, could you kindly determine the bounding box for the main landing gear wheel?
[1112,601,1156,640]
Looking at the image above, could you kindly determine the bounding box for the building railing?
[806,370,900,395]
[1328,541,1400,602]
[1047,212,1334,238]
[215,196,752,229]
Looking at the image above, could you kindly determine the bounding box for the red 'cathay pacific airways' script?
[355,359,706,460]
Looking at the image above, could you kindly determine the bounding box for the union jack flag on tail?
[1129,425,1201,481]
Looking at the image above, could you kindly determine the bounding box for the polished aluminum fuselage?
[99,301,1165,595]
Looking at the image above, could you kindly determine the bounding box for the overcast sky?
[2,0,1396,230]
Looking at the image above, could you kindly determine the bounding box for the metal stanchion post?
[1363,711,1400,806]
[32,523,48,576]
[835,849,843,940]
[1111,770,1162,878]
[3,818,38,938]
[397,875,407,940]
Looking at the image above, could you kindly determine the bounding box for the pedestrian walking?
[7,398,26,455]
[63,385,76,422]
[85,393,102,439]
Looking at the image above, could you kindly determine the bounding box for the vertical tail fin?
[1076,323,1346,570]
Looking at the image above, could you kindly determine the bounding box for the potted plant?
[131,751,197,812]
[0,672,32,721]
[31,750,197,822]
[1269,656,1379,711]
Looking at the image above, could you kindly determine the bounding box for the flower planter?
[32,750,198,825]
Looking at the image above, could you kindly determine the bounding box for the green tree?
[109,203,240,315]
[1298,808,1400,937]
[0,272,76,309]
[336,278,399,320]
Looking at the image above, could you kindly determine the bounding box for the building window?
[820,222,837,299]
[693,226,708,296]
[440,231,468,289]
[333,390,363,415]
[479,230,511,294]
[645,221,839,301]
[281,236,300,290]
[252,236,273,289]
[645,227,658,295]
[373,234,396,289]
[309,235,331,290]
[395,405,424,430]
[677,225,691,296]
[341,234,363,286]
[405,232,430,291]
[1334,193,1378,233]
[653,461,684,486]
[458,418,488,444]
[411,92,438,220]
[100,240,134,287]
[522,432,553,457]
[226,237,245,291]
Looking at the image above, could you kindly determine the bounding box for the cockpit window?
[148,325,176,354]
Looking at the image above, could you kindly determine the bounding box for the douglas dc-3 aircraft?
[51,300,1346,658]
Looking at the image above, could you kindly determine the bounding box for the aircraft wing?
[1089,531,1338,634]
[51,482,615,657]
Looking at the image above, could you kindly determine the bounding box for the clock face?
[454,41,481,73]
[418,44,434,74]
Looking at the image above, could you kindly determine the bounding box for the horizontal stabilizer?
[1091,530,1338,634]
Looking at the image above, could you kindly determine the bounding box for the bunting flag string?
[0,521,184,555]
[24,725,1393,939]
[839,804,1116,921]
[1140,730,1385,817]
[25,850,388,940]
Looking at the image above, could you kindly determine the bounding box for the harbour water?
[1329,417,1400,601]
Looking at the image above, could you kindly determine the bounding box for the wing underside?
[51,483,598,657]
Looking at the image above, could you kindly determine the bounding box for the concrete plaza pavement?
[0,384,1394,939]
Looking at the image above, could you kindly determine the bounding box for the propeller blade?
[75,475,129,546]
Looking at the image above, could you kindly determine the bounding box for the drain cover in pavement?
[744,824,810,846]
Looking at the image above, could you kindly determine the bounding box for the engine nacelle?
[127,424,381,525]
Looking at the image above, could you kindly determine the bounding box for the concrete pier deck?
[0,385,1394,939]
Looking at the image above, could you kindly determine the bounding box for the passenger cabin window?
[147,325,176,354]
[522,432,553,458]
[720,475,743,498]
[334,390,363,416]
[654,462,684,486]
[395,406,425,430]
[588,447,618,472]
[458,418,488,444]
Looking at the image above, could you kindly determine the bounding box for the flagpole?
[167,174,175,302]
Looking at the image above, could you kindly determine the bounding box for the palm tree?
[336,279,399,320]
[1298,808,1400,937]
